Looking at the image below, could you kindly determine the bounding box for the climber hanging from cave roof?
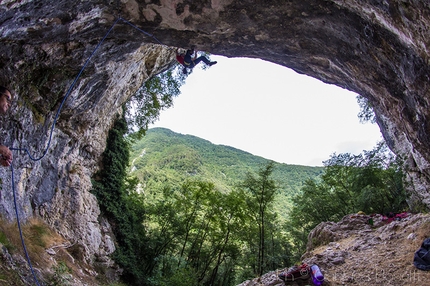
[176,45,217,74]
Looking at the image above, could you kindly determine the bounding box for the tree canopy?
[286,141,408,257]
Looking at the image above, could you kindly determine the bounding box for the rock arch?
[0,0,429,263]
[134,0,430,207]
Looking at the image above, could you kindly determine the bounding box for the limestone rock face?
[0,0,430,270]
[0,1,176,266]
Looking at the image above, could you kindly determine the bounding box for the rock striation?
[0,0,430,277]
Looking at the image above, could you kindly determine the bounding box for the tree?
[287,141,408,258]
[241,161,278,276]
[91,111,148,284]
[206,189,247,285]
[125,65,187,138]
[145,180,251,286]
[357,95,376,124]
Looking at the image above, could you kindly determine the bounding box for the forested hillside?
[129,127,324,215]
[109,126,406,285]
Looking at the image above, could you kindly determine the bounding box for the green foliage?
[143,180,249,285]
[240,162,290,276]
[287,141,409,259]
[127,128,321,282]
[50,261,72,286]
[126,66,187,139]
[91,112,148,285]
[0,230,6,244]
[148,258,198,286]
[129,128,324,212]
[131,156,297,284]
[357,95,376,124]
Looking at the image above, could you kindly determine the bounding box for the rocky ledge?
[239,212,430,286]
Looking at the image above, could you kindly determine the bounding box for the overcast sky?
[150,55,382,166]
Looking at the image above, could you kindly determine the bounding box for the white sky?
[150,55,382,166]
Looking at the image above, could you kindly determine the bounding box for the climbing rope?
[10,165,41,286]
[119,17,164,45]
[8,16,166,285]
[11,17,122,162]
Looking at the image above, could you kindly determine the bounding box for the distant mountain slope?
[129,128,324,216]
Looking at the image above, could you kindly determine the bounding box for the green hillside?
[129,127,324,216]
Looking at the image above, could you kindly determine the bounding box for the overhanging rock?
[0,0,429,265]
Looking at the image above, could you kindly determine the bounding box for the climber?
[0,86,13,167]
[176,45,217,74]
